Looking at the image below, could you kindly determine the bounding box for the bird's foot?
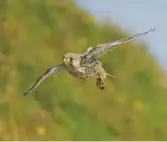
[96,74,105,90]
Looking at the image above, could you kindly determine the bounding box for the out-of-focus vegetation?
[0,0,166,140]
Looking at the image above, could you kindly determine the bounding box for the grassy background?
[0,0,166,140]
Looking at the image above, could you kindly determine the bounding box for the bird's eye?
[70,57,73,61]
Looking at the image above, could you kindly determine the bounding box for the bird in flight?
[23,28,155,96]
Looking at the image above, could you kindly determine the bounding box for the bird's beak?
[63,58,70,63]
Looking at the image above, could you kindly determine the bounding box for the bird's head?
[62,53,80,67]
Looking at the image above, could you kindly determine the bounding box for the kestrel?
[23,28,155,96]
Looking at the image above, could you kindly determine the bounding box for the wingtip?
[149,28,156,32]
[23,92,28,96]
[144,28,156,35]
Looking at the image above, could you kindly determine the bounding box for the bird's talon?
[100,86,105,90]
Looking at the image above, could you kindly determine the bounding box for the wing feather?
[23,64,66,96]
[84,28,155,59]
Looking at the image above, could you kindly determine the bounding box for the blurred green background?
[0,0,167,141]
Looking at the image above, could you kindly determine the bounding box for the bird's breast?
[67,67,94,80]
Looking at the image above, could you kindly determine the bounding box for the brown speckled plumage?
[23,28,155,95]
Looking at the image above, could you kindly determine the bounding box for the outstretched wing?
[23,64,66,96]
[84,28,156,59]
